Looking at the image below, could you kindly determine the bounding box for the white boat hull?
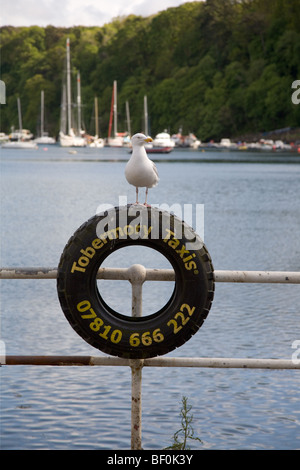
[152,131,175,148]
[106,136,124,147]
[59,132,86,147]
[2,141,38,149]
[89,138,104,148]
[35,136,56,144]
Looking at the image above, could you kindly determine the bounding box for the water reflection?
[1,145,299,449]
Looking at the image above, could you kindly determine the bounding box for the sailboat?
[88,97,104,147]
[106,80,125,147]
[59,38,86,147]
[35,90,56,144]
[2,97,37,149]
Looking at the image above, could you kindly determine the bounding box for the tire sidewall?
[57,205,214,358]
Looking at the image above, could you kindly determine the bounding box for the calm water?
[1,144,300,450]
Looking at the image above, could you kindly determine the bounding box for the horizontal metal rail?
[1,267,300,283]
[4,355,300,369]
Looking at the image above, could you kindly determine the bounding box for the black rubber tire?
[57,205,214,359]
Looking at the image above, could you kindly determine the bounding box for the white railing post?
[130,359,144,450]
[127,264,146,449]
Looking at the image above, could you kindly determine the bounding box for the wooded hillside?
[1,0,300,141]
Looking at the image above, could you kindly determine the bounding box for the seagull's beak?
[144,137,153,143]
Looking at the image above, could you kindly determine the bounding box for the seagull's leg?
[144,188,151,207]
[136,187,139,204]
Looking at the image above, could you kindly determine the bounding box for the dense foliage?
[1,0,300,141]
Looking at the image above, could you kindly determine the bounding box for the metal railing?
[1,266,300,283]
[1,266,300,450]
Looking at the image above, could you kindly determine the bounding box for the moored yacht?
[152,130,175,149]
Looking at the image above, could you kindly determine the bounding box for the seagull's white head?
[131,133,153,147]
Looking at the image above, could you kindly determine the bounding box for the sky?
[1,0,201,28]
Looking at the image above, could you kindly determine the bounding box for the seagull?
[125,133,159,205]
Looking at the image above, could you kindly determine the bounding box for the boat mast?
[108,83,114,138]
[17,97,22,131]
[95,96,99,138]
[66,38,72,135]
[41,90,44,137]
[77,71,81,134]
[126,100,131,137]
[60,84,67,134]
[113,80,117,137]
[144,95,148,136]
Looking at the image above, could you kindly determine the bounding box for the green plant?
[166,396,203,450]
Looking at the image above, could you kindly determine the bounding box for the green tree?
[1,0,300,140]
